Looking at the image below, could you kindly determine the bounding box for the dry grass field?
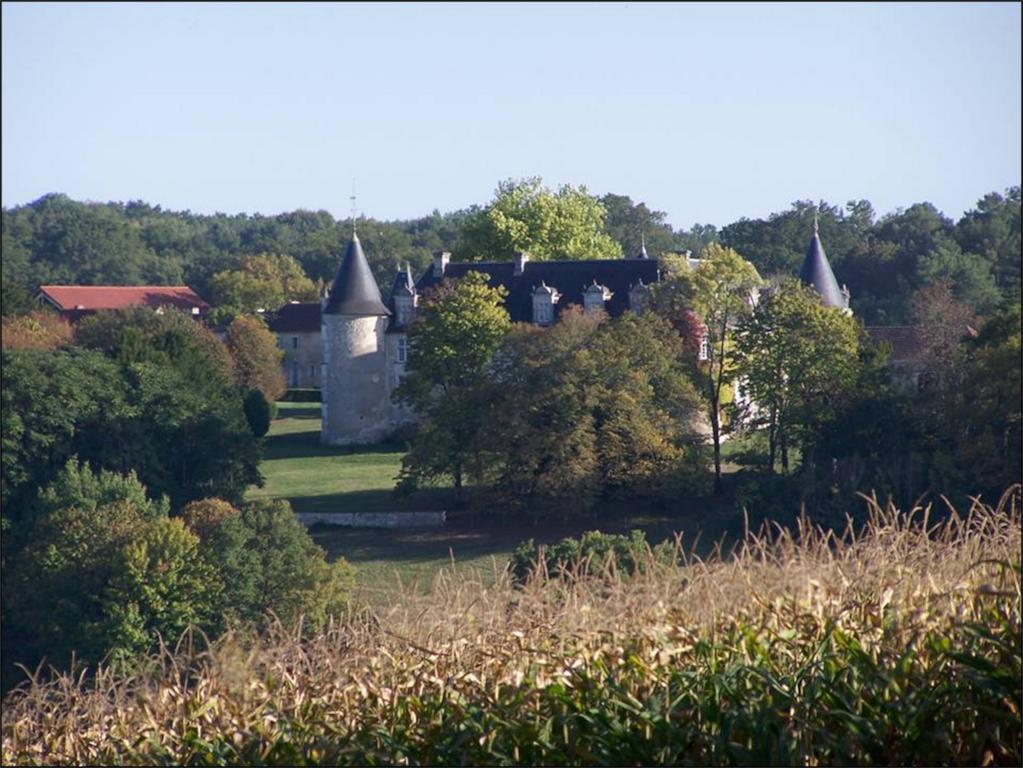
[3,491,1019,765]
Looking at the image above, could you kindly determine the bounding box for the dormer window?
[391,264,418,326]
[583,281,613,316]
[395,294,415,326]
[532,281,560,326]
[628,280,650,315]
[535,303,553,324]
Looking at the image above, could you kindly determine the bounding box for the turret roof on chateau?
[323,233,390,316]
[799,217,847,309]
[416,257,660,324]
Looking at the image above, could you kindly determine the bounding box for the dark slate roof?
[387,265,414,304]
[269,301,321,333]
[416,259,661,323]
[323,234,390,316]
[799,228,846,309]
[385,265,417,333]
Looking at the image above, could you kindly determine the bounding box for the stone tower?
[321,232,392,445]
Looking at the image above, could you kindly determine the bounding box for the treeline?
[3,183,1019,324]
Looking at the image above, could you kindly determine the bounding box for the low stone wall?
[297,511,446,528]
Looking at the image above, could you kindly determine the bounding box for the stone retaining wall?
[297,511,446,528]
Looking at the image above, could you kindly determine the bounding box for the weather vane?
[350,181,358,236]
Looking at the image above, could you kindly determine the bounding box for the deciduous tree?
[735,280,861,474]
[458,177,622,262]
[395,272,510,500]
[653,243,762,492]
[209,253,318,321]
[224,315,286,402]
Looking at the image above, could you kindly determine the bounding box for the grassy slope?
[249,404,744,606]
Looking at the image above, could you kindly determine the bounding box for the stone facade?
[279,330,322,388]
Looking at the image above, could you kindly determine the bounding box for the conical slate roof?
[799,219,846,309]
[323,233,390,316]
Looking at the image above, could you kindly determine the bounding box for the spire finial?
[813,208,819,237]
[638,231,649,259]
[350,181,358,237]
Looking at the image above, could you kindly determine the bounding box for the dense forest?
[2,184,1020,325]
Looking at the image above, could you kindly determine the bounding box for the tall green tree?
[735,281,862,474]
[209,253,318,321]
[478,308,704,513]
[954,187,1021,298]
[457,177,622,262]
[653,243,762,492]
[395,272,511,500]
[599,193,677,259]
[916,236,1000,313]
[75,306,235,383]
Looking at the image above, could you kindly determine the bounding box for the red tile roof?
[39,285,209,313]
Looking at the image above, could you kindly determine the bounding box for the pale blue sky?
[3,2,1020,228]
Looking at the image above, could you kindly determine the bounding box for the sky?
[2,2,1020,229]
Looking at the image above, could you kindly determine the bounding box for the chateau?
[268,220,922,446]
[306,234,672,445]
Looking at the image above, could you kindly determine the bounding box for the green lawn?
[250,404,745,607]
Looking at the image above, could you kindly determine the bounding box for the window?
[698,337,709,361]
[534,302,553,325]
[292,336,300,350]
[397,337,408,363]
[290,363,299,387]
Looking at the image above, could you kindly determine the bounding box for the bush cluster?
[2,461,353,690]
[510,529,672,584]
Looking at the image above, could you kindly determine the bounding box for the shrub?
[242,388,272,437]
[0,311,72,351]
[100,517,221,665]
[184,498,355,631]
[510,529,658,584]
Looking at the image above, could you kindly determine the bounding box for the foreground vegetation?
[3,491,1019,766]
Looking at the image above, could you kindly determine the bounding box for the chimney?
[433,250,450,276]
[514,251,530,277]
